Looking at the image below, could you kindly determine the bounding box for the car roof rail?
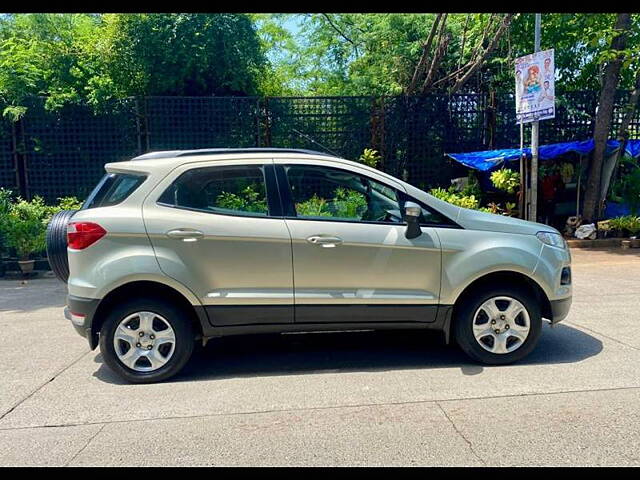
[132,148,338,161]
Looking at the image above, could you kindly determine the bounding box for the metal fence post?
[134,97,143,155]
[261,98,272,147]
[12,119,29,199]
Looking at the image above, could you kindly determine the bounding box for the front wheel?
[99,298,195,383]
[453,286,542,365]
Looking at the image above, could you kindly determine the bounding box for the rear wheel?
[99,298,195,383]
[453,286,541,365]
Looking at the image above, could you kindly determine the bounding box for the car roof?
[105,148,408,192]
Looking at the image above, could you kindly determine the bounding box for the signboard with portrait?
[515,48,555,124]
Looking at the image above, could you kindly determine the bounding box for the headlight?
[536,231,566,249]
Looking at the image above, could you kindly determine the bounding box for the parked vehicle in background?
[47,148,572,383]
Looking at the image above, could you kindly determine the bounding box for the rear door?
[274,159,442,324]
[143,159,294,326]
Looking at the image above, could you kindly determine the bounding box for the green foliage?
[0,196,49,260]
[0,13,269,116]
[332,187,367,218]
[429,186,481,210]
[104,14,267,98]
[491,14,640,92]
[608,215,640,236]
[261,13,471,95]
[617,168,640,215]
[295,188,367,219]
[55,196,83,211]
[295,194,331,217]
[251,14,307,96]
[0,188,13,255]
[0,194,83,259]
[429,185,519,216]
[0,14,107,113]
[460,171,482,198]
[538,164,559,179]
[0,188,11,214]
[216,185,268,214]
[358,148,381,168]
[255,13,640,95]
[559,163,575,183]
[2,12,639,104]
[490,168,520,194]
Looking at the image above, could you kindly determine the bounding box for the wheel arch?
[89,280,207,349]
[450,270,552,330]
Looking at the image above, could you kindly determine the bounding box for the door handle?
[306,235,343,248]
[166,228,204,241]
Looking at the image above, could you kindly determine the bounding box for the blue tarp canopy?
[446,139,640,172]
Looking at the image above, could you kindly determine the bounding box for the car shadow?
[93,322,603,385]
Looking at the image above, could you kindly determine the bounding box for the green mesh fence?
[2,91,637,202]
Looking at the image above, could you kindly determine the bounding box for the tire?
[99,297,195,383]
[46,209,77,283]
[453,285,542,365]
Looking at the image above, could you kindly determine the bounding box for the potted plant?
[607,215,640,238]
[0,196,49,275]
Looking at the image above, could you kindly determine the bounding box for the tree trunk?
[582,13,632,222]
[598,69,640,211]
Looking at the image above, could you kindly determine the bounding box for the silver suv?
[61,148,572,383]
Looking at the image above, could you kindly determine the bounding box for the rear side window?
[157,165,269,217]
[83,173,146,210]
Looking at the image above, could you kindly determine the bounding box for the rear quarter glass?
[83,173,146,210]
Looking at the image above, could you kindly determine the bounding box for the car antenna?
[290,128,341,157]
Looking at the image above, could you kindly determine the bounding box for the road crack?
[65,423,106,466]
[566,321,640,351]
[1,384,639,432]
[0,349,91,422]
[435,401,485,466]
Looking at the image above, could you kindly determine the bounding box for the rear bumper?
[65,295,100,349]
[550,297,572,324]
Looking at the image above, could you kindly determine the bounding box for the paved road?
[0,248,639,466]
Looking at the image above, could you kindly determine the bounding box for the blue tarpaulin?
[446,139,640,172]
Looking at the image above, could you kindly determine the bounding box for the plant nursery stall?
[446,139,640,230]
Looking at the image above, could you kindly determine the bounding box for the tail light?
[67,222,107,250]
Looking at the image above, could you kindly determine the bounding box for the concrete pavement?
[0,248,639,466]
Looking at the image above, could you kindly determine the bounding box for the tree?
[251,14,308,96]
[0,13,105,119]
[599,69,640,205]
[257,13,640,96]
[406,13,515,95]
[0,13,270,119]
[102,13,267,98]
[582,13,633,222]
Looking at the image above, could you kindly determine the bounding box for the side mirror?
[403,201,422,239]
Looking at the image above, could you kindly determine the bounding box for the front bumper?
[65,295,100,349]
[550,296,572,324]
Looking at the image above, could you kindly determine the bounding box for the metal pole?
[576,156,582,217]
[519,121,525,219]
[530,13,541,223]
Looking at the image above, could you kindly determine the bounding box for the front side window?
[399,192,457,227]
[158,165,269,217]
[284,165,402,223]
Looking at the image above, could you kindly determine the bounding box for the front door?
[143,160,294,326]
[275,161,442,324]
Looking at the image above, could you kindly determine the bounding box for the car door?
[274,160,442,324]
[143,159,294,326]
